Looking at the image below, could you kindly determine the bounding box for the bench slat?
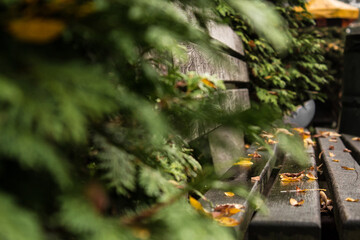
[316,127,360,240]
[200,145,279,239]
[249,146,321,240]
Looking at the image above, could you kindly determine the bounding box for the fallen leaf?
[304,138,315,147]
[224,192,235,197]
[320,191,333,212]
[308,166,315,171]
[344,148,352,153]
[251,176,261,182]
[345,197,360,202]
[306,172,317,180]
[245,144,250,149]
[276,128,293,136]
[213,204,244,218]
[233,159,253,167]
[280,171,305,178]
[329,139,338,143]
[248,151,261,158]
[256,146,267,151]
[320,131,341,137]
[290,198,305,206]
[329,152,335,157]
[296,186,306,193]
[266,139,278,145]
[332,159,340,162]
[215,217,241,227]
[352,137,360,141]
[317,163,323,172]
[292,128,304,133]
[341,166,355,170]
[189,196,206,212]
[329,145,334,150]
[260,132,274,139]
[201,78,216,89]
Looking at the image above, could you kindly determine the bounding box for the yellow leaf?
[352,137,360,141]
[201,78,216,89]
[224,192,235,197]
[189,196,205,212]
[306,173,317,180]
[215,217,241,227]
[8,18,65,43]
[234,158,253,167]
[329,152,335,158]
[345,197,360,202]
[332,159,340,162]
[341,166,355,170]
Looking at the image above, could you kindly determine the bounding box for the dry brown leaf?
[341,166,355,170]
[213,204,244,217]
[308,166,315,171]
[276,128,293,136]
[329,139,338,143]
[224,192,235,197]
[304,138,315,147]
[245,144,250,149]
[329,145,334,150]
[296,186,306,193]
[251,176,261,182]
[248,151,261,158]
[344,148,352,153]
[290,198,305,206]
[332,159,340,162]
[280,171,305,178]
[345,197,360,202]
[329,152,335,157]
[352,137,360,141]
[260,132,274,139]
[306,172,317,180]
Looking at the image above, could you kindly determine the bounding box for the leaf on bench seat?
[329,152,335,158]
[343,148,352,153]
[290,198,304,206]
[332,159,340,162]
[224,192,235,197]
[351,137,360,141]
[233,158,253,167]
[341,166,355,170]
[345,198,360,202]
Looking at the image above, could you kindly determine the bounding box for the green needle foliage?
[0,0,309,240]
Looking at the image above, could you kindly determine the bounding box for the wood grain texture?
[200,145,279,240]
[185,89,250,142]
[207,21,245,55]
[317,128,360,240]
[178,43,249,82]
[249,145,321,240]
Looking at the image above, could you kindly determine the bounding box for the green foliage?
[220,0,331,112]
[0,1,308,240]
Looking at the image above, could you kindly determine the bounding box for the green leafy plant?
[219,0,332,112]
[0,1,307,240]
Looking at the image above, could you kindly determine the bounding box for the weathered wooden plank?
[207,21,245,55]
[200,145,279,239]
[316,128,360,240]
[249,146,321,240]
[178,43,249,82]
[208,127,245,176]
[185,89,250,142]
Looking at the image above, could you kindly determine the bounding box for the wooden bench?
[178,15,324,240]
[316,127,360,240]
[248,144,321,240]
